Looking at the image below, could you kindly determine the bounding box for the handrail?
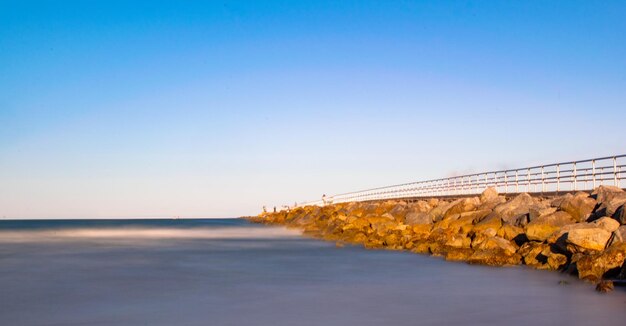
[294,154,626,207]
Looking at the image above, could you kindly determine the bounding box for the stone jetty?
[247,186,626,291]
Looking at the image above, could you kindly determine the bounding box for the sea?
[1,218,625,326]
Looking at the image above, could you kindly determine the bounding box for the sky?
[1,1,625,218]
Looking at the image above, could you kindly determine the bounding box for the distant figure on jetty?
[322,194,327,206]
[273,206,276,213]
[262,206,267,213]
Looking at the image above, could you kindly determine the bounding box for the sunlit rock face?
[248,186,626,290]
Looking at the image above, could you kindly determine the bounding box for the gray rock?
[404,211,432,225]
[493,193,535,224]
[592,186,626,217]
[480,187,499,203]
[559,192,596,222]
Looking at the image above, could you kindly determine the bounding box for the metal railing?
[296,155,626,206]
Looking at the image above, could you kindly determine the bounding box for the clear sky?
[1,1,625,218]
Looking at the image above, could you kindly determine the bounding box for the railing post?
[573,162,577,191]
[556,164,560,193]
[592,160,596,188]
[494,172,498,192]
[504,172,508,194]
[515,170,519,193]
[614,156,618,187]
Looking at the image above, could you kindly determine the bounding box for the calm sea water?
[1,218,625,326]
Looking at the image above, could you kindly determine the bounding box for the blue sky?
[1,1,625,218]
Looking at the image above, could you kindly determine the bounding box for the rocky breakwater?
[247,186,626,292]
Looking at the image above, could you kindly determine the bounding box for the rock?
[497,223,525,243]
[411,242,431,254]
[409,200,432,213]
[447,209,492,234]
[445,248,475,261]
[550,193,573,208]
[566,227,613,252]
[472,235,517,255]
[559,192,596,222]
[444,233,472,249]
[608,225,626,247]
[593,216,620,232]
[547,252,568,270]
[512,213,530,228]
[442,197,480,220]
[481,228,498,237]
[518,241,567,270]
[519,242,549,268]
[596,280,614,293]
[472,213,502,234]
[480,187,499,203]
[467,250,521,266]
[341,216,370,232]
[592,186,626,218]
[345,232,368,244]
[404,211,432,225]
[411,224,432,241]
[526,211,576,241]
[613,204,626,224]
[492,193,535,224]
[479,196,507,211]
[528,206,557,222]
[576,242,626,283]
[382,233,402,248]
[388,203,408,220]
[428,202,453,222]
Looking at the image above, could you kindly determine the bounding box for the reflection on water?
[1,219,625,326]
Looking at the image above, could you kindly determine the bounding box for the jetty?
[249,155,626,292]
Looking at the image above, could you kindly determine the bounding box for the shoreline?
[246,186,626,292]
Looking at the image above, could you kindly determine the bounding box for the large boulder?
[550,193,573,208]
[497,223,525,243]
[594,216,621,232]
[526,211,576,241]
[472,235,517,255]
[592,186,626,218]
[404,211,432,225]
[447,209,492,234]
[492,193,535,224]
[388,203,409,221]
[442,197,480,220]
[472,213,502,234]
[566,227,613,252]
[576,242,626,283]
[559,192,596,222]
[428,201,454,222]
[480,187,499,203]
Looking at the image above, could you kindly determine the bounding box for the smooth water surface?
[1,219,625,326]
